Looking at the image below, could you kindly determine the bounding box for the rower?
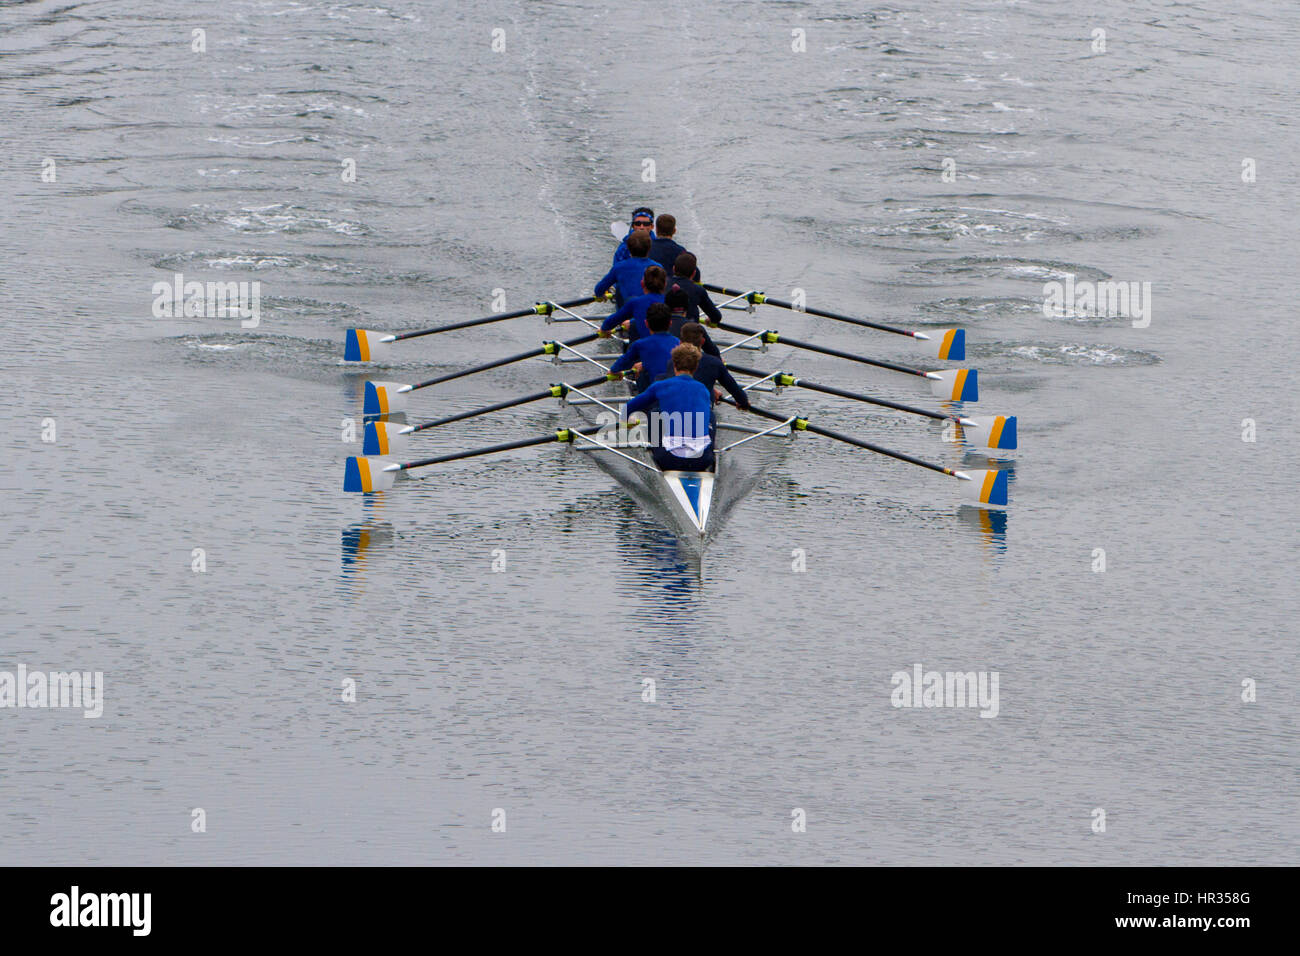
[608,303,679,393]
[595,230,654,308]
[678,322,751,410]
[665,286,721,358]
[648,214,700,281]
[611,207,656,266]
[666,252,721,325]
[625,343,715,473]
[599,265,667,341]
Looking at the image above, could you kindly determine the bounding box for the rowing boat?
[559,372,722,537]
[340,226,1017,540]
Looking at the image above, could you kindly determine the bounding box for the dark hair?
[671,342,702,373]
[664,286,689,311]
[679,321,705,346]
[641,265,667,294]
[655,213,676,237]
[627,231,651,257]
[646,303,671,333]
[673,251,697,277]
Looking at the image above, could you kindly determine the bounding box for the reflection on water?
[957,504,1008,554]
[339,494,395,590]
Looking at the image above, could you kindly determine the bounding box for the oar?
[610,221,627,241]
[732,401,1008,506]
[344,296,598,362]
[344,426,601,492]
[729,365,1015,450]
[362,333,600,414]
[714,320,977,402]
[702,284,965,360]
[363,375,608,455]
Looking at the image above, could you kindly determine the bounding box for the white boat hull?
[562,379,720,540]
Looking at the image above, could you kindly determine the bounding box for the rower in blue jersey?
[611,207,655,266]
[625,342,715,473]
[595,230,654,307]
[679,322,751,410]
[608,303,678,393]
[599,265,666,341]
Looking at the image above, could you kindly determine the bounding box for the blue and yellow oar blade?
[363,420,412,456]
[917,328,965,361]
[957,468,1009,507]
[928,368,978,402]
[343,456,400,493]
[960,415,1017,451]
[344,329,395,363]
[363,381,411,415]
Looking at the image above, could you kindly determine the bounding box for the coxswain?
[595,230,654,308]
[648,214,700,281]
[678,322,751,410]
[624,343,715,473]
[608,302,679,393]
[611,207,656,266]
[599,265,667,341]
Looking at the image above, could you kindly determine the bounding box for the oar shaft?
[393,296,597,342]
[729,365,947,422]
[703,284,915,339]
[400,425,600,471]
[716,322,926,378]
[409,374,608,432]
[742,403,955,477]
[410,333,598,391]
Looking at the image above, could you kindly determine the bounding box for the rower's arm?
[715,364,751,409]
[609,340,639,374]
[700,327,722,359]
[601,300,633,332]
[594,267,618,298]
[624,380,659,416]
[698,286,722,324]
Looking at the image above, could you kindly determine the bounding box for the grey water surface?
[1,0,1296,865]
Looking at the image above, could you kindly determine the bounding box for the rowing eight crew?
[597,206,750,473]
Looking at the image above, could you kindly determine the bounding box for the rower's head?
[646,303,672,334]
[679,322,705,348]
[630,207,654,233]
[655,213,676,238]
[641,265,667,295]
[664,285,689,313]
[673,251,697,278]
[626,231,652,258]
[671,342,702,374]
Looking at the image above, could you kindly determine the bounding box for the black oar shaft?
[742,403,954,477]
[728,365,947,422]
[410,333,598,391]
[392,296,596,342]
[410,374,608,433]
[716,321,926,378]
[703,284,913,339]
[401,425,600,471]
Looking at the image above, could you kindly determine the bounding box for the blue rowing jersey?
[612,229,657,267]
[609,332,678,391]
[595,257,653,306]
[625,374,714,450]
[601,292,664,340]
